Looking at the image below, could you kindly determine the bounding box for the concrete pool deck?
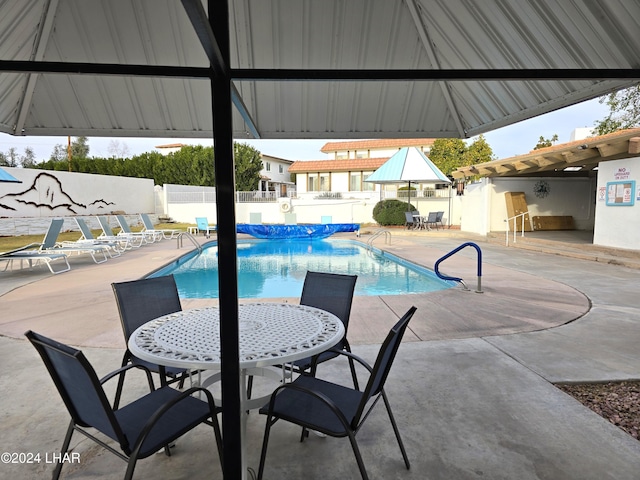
[1,231,640,479]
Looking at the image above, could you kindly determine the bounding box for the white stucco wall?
[460,179,491,235]
[0,167,154,218]
[489,177,595,232]
[593,157,640,250]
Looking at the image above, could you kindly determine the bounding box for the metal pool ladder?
[434,242,483,293]
[176,231,203,254]
[366,229,392,249]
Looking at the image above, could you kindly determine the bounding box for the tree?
[234,142,263,191]
[464,135,494,165]
[107,139,131,158]
[533,134,559,150]
[6,147,19,167]
[594,85,640,135]
[21,147,36,168]
[49,136,90,163]
[428,138,468,176]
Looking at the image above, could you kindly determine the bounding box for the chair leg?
[124,456,139,480]
[257,417,275,480]
[53,421,75,480]
[347,431,369,480]
[382,391,410,469]
[113,358,130,410]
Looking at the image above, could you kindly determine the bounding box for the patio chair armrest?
[310,348,374,375]
[99,363,155,390]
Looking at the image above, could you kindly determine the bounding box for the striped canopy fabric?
[365,147,450,185]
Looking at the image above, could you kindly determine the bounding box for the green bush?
[372,199,415,226]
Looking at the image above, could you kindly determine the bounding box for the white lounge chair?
[39,219,109,264]
[140,213,181,240]
[73,218,124,256]
[115,215,159,243]
[97,216,144,249]
[0,244,71,274]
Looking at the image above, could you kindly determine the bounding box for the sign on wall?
[606,180,635,206]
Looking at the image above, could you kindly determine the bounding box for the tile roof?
[288,157,389,173]
[320,138,435,152]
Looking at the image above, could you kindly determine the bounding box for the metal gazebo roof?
[3,1,640,477]
[1,0,640,140]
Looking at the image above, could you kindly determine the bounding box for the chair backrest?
[116,215,133,233]
[195,217,209,230]
[41,218,65,249]
[435,211,444,222]
[300,271,357,338]
[112,275,182,341]
[427,212,438,222]
[404,212,414,223]
[353,306,417,426]
[140,213,155,230]
[25,330,126,446]
[75,218,96,240]
[97,216,116,237]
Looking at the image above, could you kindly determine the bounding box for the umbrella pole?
[407,181,412,211]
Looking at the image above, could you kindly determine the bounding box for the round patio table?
[128,302,344,479]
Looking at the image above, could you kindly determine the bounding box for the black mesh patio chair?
[112,275,189,408]
[425,211,439,230]
[404,211,417,229]
[25,330,222,480]
[435,211,445,229]
[292,271,359,386]
[248,271,358,400]
[257,306,417,480]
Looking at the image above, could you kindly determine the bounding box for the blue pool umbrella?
[0,167,21,183]
[365,147,450,210]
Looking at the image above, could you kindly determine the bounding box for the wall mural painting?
[0,172,115,214]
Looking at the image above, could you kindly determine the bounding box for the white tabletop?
[128,302,345,371]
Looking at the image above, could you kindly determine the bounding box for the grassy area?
[0,222,194,253]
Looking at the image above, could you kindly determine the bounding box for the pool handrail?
[434,242,483,293]
[176,231,203,254]
[366,229,391,249]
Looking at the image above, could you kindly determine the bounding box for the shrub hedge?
[372,199,415,226]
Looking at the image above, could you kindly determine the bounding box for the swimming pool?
[149,239,455,299]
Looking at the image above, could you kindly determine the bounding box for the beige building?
[290,138,437,194]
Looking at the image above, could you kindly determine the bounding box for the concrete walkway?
[1,231,639,479]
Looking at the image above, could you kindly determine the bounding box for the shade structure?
[0,167,21,183]
[365,147,451,212]
[365,147,450,185]
[3,1,640,477]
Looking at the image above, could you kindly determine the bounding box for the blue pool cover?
[237,223,360,239]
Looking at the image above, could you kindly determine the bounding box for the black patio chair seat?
[257,306,417,480]
[25,330,222,480]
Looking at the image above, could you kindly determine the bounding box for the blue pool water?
[150,239,455,299]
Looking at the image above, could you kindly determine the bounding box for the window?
[319,173,330,191]
[363,171,375,191]
[265,162,271,171]
[350,172,360,191]
[350,171,376,191]
[307,173,318,191]
[278,164,284,173]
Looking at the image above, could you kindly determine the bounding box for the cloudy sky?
[0,97,610,163]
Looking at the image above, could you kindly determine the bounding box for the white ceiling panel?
[1,0,639,140]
